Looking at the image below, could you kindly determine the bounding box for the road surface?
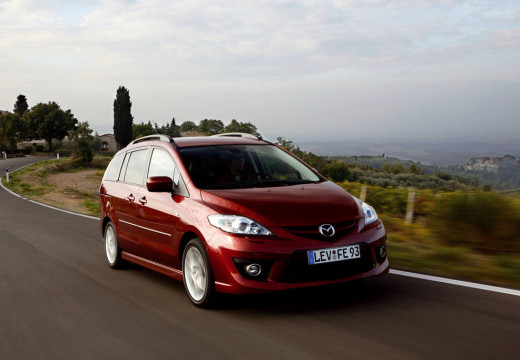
[1,157,518,359]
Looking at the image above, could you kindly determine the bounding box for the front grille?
[281,243,374,283]
[283,219,358,241]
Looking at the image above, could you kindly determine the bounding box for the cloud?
[0,0,519,141]
[2,0,518,77]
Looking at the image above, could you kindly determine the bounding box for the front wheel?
[104,222,124,269]
[182,238,216,308]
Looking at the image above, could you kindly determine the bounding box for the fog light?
[379,246,386,258]
[245,263,262,277]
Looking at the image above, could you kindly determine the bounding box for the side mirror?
[146,176,173,192]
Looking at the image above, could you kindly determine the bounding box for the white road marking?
[26,199,99,220]
[390,269,520,297]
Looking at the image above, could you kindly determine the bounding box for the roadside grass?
[2,159,55,195]
[83,198,101,214]
[2,157,519,289]
[383,213,520,288]
[1,157,108,216]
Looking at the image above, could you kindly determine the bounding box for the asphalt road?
[1,157,519,359]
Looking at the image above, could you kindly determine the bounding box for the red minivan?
[99,134,388,307]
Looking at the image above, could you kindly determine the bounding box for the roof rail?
[130,134,177,147]
[212,132,259,140]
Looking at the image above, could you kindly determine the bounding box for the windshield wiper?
[199,182,253,190]
[200,179,320,190]
[255,179,320,187]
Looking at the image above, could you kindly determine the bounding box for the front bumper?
[205,220,389,294]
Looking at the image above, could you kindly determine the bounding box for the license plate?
[307,244,361,265]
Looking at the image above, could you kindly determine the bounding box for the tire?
[104,222,123,269]
[182,238,216,308]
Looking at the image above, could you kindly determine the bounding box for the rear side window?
[122,149,149,185]
[103,152,124,182]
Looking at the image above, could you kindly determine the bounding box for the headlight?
[208,215,273,235]
[362,202,378,226]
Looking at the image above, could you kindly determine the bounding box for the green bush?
[431,191,520,254]
[89,156,111,169]
[71,139,93,166]
[367,186,408,215]
[322,161,350,182]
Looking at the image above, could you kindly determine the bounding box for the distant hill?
[463,155,519,173]
[460,155,520,190]
[299,139,520,166]
[331,154,520,191]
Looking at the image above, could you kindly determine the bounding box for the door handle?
[139,196,147,205]
[127,194,135,202]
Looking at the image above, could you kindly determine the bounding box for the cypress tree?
[113,86,133,148]
[170,117,181,137]
[14,95,29,116]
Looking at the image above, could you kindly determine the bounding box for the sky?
[1,0,519,145]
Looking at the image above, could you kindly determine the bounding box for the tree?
[91,132,102,152]
[408,164,423,175]
[197,119,224,135]
[434,171,452,181]
[113,86,133,148]
[68,121,94,165]
[323,161,351,182]
[180,121,197,132]
[167,117,181,137]
[388,164,405,174]
[276,137,302,155]
[223,119,261,137]
[132,121,156,139]
[23,102,78,151]
[0,112,26,154]
[154,118,181,138]
[13,95,29,116]
[275,137,329,174]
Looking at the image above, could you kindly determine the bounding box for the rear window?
[121,149,149,185]
[102,152,124,182]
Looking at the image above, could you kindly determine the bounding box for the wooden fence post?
[405,187,416,225]
[360,186,367,202]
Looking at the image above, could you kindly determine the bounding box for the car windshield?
[179,144,322,189]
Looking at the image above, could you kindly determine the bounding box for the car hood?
[200,181,362,227]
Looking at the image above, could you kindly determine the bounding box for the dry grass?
[2,158,104,216]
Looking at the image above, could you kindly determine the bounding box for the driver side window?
[148,148,189,197]
[148,148,175,179]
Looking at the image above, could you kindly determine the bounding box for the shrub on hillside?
[71,139,93,167]
[339,181,408,216]
[431,192,520,254]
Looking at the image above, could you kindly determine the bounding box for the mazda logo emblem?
[319,224,335,237]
